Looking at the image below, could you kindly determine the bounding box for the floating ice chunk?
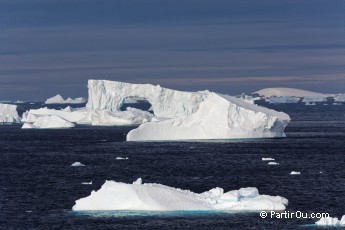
[262,158,275,161]
[290,171,301,175]
[82,181,92,185]
[315,215,345,226]
[133,178,142,185]
[72,179,288,211]
[0,103,21,124]
[268,162,279,165]
[116,157,129,160]
[71,162,85,167]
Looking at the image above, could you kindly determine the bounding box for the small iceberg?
[116,157,129,160]
[315,215,345,226]
[82,181,92,185]
[268,162,279,165]
[72,178,288,211]
[71,162,85,167]
[290,171,301,175]
[262,157,275,161]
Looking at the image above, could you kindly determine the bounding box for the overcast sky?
[1,0,345,100]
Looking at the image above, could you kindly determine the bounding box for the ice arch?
[87,80,207,118]
[86,80,291,141]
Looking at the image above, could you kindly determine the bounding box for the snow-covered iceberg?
[45,94,87,104]
[21,107,88,128]
[0,103,21,124]
[315,215,345,226]
[87,80,290,141]
[22,115,75,129]
[72,179,288,211]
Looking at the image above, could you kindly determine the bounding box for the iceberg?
[45,94,87,104]
[265,96,300,104]
[302,96,327,104]
[22,115,75,129]
[21,107,88,129]
[0,103,21,124]
[72,179,288,211]
[315,215,345,226]
[334,93,345,103]
[255,88,327,98]
[87,80,290,141]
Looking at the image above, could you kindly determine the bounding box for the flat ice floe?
[315,215,345,226]
[72,179,288,211]
[262,158,275,161]
[87,80,290,141]
[116,157,129,160]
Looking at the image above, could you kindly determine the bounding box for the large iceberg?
[72,179,288,211]
[22,105,153,128]
[0,103,21,124]
[45,94,87,104]
[87,80,290,141]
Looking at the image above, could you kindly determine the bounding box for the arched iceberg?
[87,80,290,141]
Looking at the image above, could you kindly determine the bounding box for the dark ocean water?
[1,104,345,229]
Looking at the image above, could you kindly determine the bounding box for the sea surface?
[1,104,345,229]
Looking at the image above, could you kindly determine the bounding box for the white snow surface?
[315,215,345,226]
[0,103,21,124]
[45,94,87,104]
[72,179,288,211]
[255,88,326,97]
[87,80,290,141]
